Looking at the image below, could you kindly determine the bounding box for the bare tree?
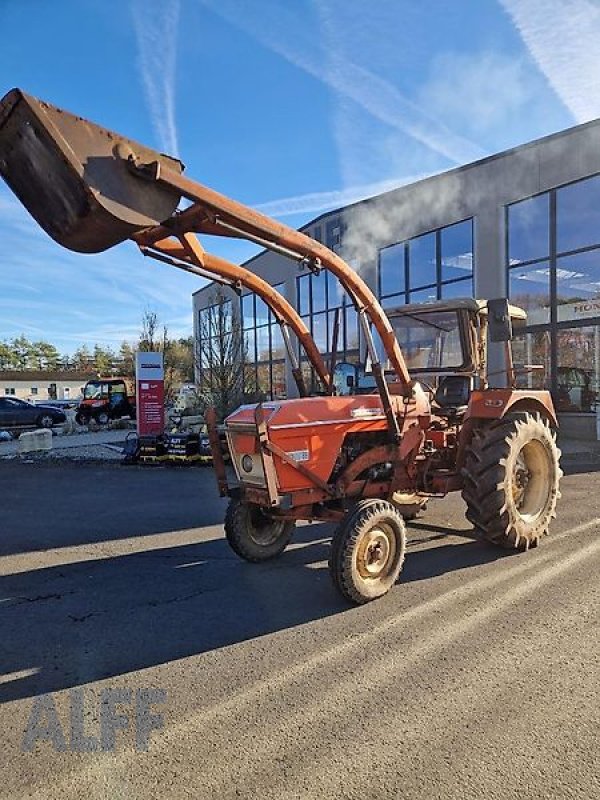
[195,288,246,421]
[139,309,160,352]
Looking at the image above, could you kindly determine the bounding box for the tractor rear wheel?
[224,497,295,562]
[462,412,562,550]
[329,499,406,604]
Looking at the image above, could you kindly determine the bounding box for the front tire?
[37,414,54,429]
[224,497,295,562]
[95,410,110,426]
[462,412,562,550]
[329,499,407,604]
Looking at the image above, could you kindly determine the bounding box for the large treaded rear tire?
[462,412,562,550]
[224,497,295,562]
[329,499,406,604]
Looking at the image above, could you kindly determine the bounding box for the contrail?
[131,0,180,156]
[501,0,600,123]
[254,173,428,218]
[197,0,483,166]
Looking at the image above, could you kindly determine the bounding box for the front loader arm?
[136,230,332,395]
[138,165,413,395]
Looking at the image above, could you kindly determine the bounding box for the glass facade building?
[193,115,600,434]
[241,284,287,399]
[507,174,600,412]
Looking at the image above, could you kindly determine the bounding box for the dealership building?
[193,118,600,438]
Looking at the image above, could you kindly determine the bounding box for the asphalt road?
[0,460,598,800]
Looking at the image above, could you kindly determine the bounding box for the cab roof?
[385,297,527,321]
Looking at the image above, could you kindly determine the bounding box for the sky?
[0,0,598,354]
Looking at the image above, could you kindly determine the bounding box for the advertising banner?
[135,351,165,437]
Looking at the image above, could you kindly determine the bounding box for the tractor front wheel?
[329,499,406,604]
[462,412,562,550]
[224,497,295,562]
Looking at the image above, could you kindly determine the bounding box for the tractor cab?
[334,298,528,415]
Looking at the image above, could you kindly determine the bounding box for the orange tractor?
[0,89,562,603]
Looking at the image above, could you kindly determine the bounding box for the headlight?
[241,454,254,473]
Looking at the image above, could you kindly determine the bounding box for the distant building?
[0,371,93,401]
[193,116,600,438]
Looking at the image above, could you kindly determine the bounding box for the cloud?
[131,0,180,155]
[418,51,538,138]
[501,0,600,123]
[197,0,483,166]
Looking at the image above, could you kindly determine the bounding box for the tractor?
[0,89,562,604]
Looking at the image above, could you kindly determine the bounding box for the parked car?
[0,397,66,429]
[36,398,78,410]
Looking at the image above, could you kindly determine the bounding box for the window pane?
[555,326,600,412]
[312,270,327,313]
[243,328,256,363]
[270,323,285,359]
[326,219,341,249]
[440,277,473,299]
[255,296,269,327]
[271,362,286,399]
[199,341,208,369]
[508,193,549,264]
[345,310,359,351]
[441,220,473,282]
[222,301,232,333]
[508,261,551,324]
[381,293,404,310]
[556,249,600,322]
[297,275,310,315]
[327,270,344,307]
[409,286,438,303]
[409,232,436,288]
[380,243,405,297]
[312,312,327,352]
[328,309,344,353]
[256,326,270,361]
[300,360,316,394]
[512,331,550,391]
[557,175,600,254]
[241,294,254,329]
[257,363,271,395]
[243,364,258,397]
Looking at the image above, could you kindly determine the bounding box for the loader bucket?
[0,88,183,253]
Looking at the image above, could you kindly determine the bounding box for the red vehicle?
[75,377,136,426]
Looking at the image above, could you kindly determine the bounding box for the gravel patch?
[2,442,125,464]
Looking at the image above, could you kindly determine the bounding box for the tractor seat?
[432,376,471,419]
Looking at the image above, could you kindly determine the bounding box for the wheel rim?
[356,524,396,580]
[511,439,553,522]
[248,507,283,547]
[40,416,52,427]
